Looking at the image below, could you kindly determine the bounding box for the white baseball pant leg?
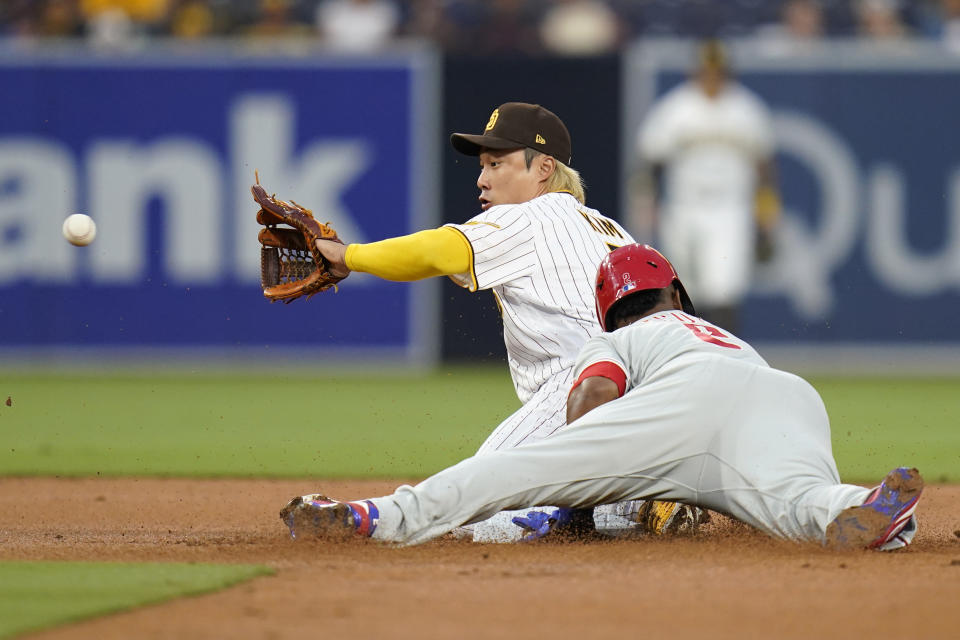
[660,206,753,307]
[370,355,868,546]
[690,207,753,307]
[461,371,571,542]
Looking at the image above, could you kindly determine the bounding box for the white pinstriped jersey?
[637,82,775,306]
[446,191,634,404]
[443,191,636,541]
[638,82,774,215]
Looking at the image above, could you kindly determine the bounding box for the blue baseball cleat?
[280,494,379,541]
[825,467,923,551]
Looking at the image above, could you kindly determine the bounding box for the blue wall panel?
[0,51,438,361]
[624,43,960,345]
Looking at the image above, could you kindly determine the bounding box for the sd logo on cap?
[451,102,573,166]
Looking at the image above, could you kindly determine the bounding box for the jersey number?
[683,323,741,350]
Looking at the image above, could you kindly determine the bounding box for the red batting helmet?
[594,244,696,331]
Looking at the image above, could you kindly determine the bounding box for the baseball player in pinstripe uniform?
[635,40,780,336]
[311,102,705,541]
[280,243,923,551]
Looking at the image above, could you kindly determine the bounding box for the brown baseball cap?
[450,102,572,165]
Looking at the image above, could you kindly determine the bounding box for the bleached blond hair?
[525,148,586,204]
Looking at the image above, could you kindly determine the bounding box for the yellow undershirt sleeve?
[344,227,473,282]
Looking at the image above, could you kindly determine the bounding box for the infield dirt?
[2,477,959,639]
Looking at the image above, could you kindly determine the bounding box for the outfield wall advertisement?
[3,42,958,368]
[0,47,440,365]
[623,41,960,349]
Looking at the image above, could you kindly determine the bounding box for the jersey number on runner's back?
[683,321,741,350]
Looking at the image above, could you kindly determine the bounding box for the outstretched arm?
[315,227,472,282]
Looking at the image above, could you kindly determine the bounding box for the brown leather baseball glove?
[252,175,346,303]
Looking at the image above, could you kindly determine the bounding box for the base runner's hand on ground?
[512,509,574,541]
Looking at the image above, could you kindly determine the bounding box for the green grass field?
[814,376,960,483]
[1,367,957,637]
[0,366,518,479]
[0,562,271,639]
[0,367,957,482]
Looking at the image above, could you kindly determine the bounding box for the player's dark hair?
[523,147,539,169]
[606,288,664,331]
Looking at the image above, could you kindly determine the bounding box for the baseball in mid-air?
[62,214,97,246]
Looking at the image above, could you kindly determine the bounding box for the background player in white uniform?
[634,40,780,335]
[281,243,923,552]
[312,102,700,541]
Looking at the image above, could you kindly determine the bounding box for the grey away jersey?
[574,310,768,392]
